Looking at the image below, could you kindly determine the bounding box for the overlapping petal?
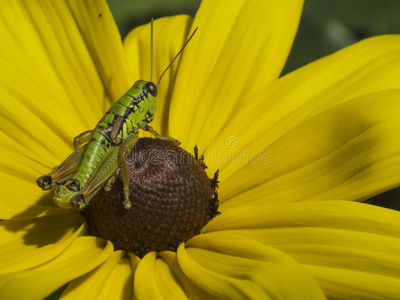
[204,201,400,298]
[221,89,400,207]
[305,265,400,300]
[0,129,76,219]
[0,0,119,153]
[0,142,65,219]
[0,236,113,300]
[123,15,193,135]
[0,0,133,219]
[0,213,83,275]
[0,0,400,299]
[207,35,400,176]
[134,252,187,299]
[180,232,325,299]
[65,1,132,102]
[160,251,216,299]
[169,0,304,148]
[61,251,132,300]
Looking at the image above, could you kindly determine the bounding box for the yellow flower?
[1,0,400,299]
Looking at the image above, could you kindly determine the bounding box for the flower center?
[83,138,220,258]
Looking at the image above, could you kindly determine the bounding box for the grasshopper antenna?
[150,18,154,82]
[157,27,198,87]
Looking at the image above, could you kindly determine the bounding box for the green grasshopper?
[37,20,197,210]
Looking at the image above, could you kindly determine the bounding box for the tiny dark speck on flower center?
[83,137,220,258]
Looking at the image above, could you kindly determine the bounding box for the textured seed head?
[83,138,219,258]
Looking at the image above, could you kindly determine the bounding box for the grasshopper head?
[128,80,158,122]
[54,185,75,208]
[144,81,158,120]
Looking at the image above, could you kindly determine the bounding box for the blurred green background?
[107,0,400,210]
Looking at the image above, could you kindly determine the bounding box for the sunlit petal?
[0,0,135,220]
[61,251,133,300]
[0,236,113,300]
[0,213,83,275]
[160,251,217,299]
[1,0,400,299]
[204,201,400,298]
[205,35,400,180]
[305,265,400,300]
[124,15,193,135]
[65,0,132,102]
[180,232,325,299]
[134,252,187,299]
[0,0,122,155]
[169,0,304,148]
[221,90,400,207]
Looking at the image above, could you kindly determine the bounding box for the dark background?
[107,0,400,211]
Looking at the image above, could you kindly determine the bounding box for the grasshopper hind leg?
[73,146,121,210]
[36,145,87,191]
[37,130,91,191]
[70,134,139,210]
[73,130,93,149]
[72,193,87,210]
[118,134,140,210]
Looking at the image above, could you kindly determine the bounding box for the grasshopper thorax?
[127,80,157,98]
[123,80,158,123]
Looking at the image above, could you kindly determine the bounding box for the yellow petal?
[160,251,218,299]
[127,252,141,298]
[221,89,400,207]
[0,0,133,219]
[205,201,400,298]
[123,15,193,135]
[1,0,110,147]
[207,35,400,178]
[285,231,400,299]
[128,252,141,272]
[205,201,400,238]
[305,265,400,300]
[61,251,133,300]
[65,0,132,101]
[180,232,325,299]
[0,175,66,220]
[0,213,83,275]
[0,108,71,220]
[134,252,187,299]
[0,0,130,171]
[0,87,73,168]
[0,135,71,219]
[0,236,113,300]
[169,0,304,149]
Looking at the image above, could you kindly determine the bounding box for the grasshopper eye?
[145,82,158,97]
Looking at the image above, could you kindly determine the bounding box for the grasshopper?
[37,20,197,210]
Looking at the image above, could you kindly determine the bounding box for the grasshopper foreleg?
[139,122,181,145]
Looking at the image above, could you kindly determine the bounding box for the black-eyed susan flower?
[1,0,400,299]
